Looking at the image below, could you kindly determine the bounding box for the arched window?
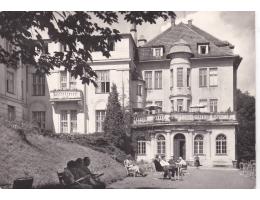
[216,134,227,154]
[157,134,166,155]
[194,134,203,155]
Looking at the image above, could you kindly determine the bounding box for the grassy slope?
[0,125,126,187]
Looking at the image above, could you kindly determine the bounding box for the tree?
[0,11,175,85]
[236,89,255,161]
[103,84,125,149]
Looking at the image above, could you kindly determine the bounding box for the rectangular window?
[216,140,226,154]
[198,44,209,55]
[210,99,218,113]
[137,85,142,96]
[170,69,173,88]
[96,110,106,132]
[194,141,203,154]
[209,68,218,86]
[70,110,77,133]
[177,68,183,87]
[153,48,163,57]
[177,99,183,112]
[187,68,190,87]
[137,141,146,155]
[69,74,77,89]
[96,71,110,93]
[32,73,45,96]
[199,68,207,87]
[155,101,163,113]
[144,71,152,89]
[60,110,68,133]
[6,71,15,94]
[154,71,162,89]
[32,111,46,129]
[8,105,15,121]
[60,71,67,89]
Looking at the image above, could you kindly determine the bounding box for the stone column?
[166,131,171,160]
[187,129,194,161]
[208,131,212,160]
[150,133,156,159]
[172,132,175,157]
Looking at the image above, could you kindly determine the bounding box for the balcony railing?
[133,112,236,125]
[50,89,83,102]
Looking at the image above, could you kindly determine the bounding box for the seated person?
[153,155,164,172]
[168,157,178,180]
[81,157,106,189]
[194,154,200,168]
[124,156,146,177]
[176,157,187,176]
[160,156,171,179]
[63,160,92,189]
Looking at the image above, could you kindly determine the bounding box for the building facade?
[0,19,241,166]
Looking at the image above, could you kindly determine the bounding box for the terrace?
[133,112,237,126]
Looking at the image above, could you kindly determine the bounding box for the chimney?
[171,16,176,27]
[130,22,137,44]
[138,35,147,47]
[188,19,193,26]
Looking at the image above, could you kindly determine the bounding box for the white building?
[0,19,241,166]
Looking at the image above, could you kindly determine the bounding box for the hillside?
[0,124,126,188]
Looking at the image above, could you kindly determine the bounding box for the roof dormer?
[152,47,163,58]
[197,43,210,55]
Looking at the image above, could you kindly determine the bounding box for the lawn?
[0,124,126,188]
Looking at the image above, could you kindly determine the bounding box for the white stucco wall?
[191,58,234,112]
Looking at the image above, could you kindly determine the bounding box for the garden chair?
[124,160,137,177]
[57,171,66,185]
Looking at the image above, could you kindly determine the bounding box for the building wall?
[0,37,28,121]
[32,36,134,134]
[27,66,53,130]
[138,60,172,112]
[136,125,236,167]
[191,58,234,112]
[86,63,131,133]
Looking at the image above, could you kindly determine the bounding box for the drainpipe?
[83,68,87,134]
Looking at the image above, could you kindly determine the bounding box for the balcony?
[49,89,83,105]
[133,112,237,126]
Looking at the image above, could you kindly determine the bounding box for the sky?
[112,11,255,96]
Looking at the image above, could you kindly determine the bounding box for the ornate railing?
[50,89,83,102]
[133,112,236,125]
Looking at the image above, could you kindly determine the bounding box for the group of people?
[154,155,187,180]
[124,156,147,177]
[62,157,106,189]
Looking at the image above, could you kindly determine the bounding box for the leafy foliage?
[0,11,175,85]
[236,89,255,161]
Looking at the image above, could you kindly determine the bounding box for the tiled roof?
[138,22,234,61]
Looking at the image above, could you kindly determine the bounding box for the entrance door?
[173,133,186,159]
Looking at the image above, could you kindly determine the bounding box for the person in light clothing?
[160,156,171,179]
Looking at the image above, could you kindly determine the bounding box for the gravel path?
[108,167,256,189]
